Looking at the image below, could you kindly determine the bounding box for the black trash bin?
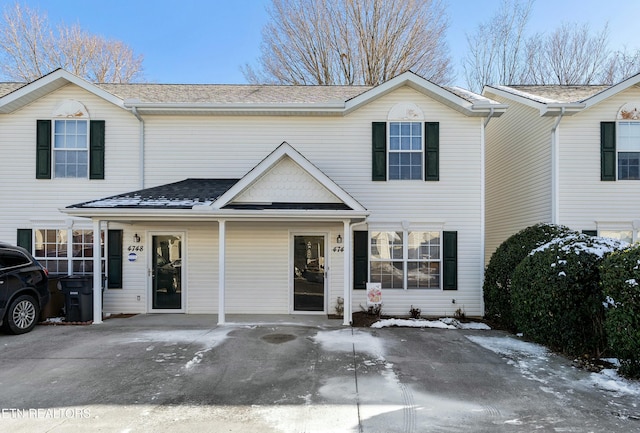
[57,276,94,322]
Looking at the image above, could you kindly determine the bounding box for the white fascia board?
[483,85,550,112]
[0,69,124,113]
[345,71,502,117]
[540,103,585,117]
[62,207,368,222]
[484,85,585,117]
[582,73,640,108]
[210,142,367,212]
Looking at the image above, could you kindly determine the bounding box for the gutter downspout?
[129,106,145,189]
[343,220,368,326]
[480,108,495,316]
[551,108,566,225]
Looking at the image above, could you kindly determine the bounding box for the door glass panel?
[152,235,182,310]
[293,235,325,312]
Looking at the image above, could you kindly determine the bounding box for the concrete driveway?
[0,314,638,432]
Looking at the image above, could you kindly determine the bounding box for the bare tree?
[244,0,453,86]
[0,2,143,82]
[522,23,610,85]
[600,47,640,85]
[463,0,534,93]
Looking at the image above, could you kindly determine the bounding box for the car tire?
[2,294,40,335]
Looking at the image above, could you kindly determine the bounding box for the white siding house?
[0,69,505,324]
[484,74,640,262]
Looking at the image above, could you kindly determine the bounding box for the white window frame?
[388,121,423,180]
[53,119,89,178]
[369,229,441,290]
[616,121,640,180]
[33,227,106,277]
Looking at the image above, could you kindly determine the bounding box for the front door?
[293,235,325,312]
[151,234,183,310]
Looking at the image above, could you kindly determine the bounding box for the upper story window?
[36,99,105,180]
[617,121,640,180]
[372,102,439,182]
[54,119,89,178]
[389,122,423,180]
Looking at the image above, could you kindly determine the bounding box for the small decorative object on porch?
[366,282,382,306]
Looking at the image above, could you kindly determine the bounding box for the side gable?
[0,69,125,114]
[346,71,507,117]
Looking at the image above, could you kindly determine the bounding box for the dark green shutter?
[601,122,616,181]
[107,229,123,288]
[425,122,439,181]
[353,231,368,289]
[36,120,51,179]
[442,231,457,290]
[372,122,386,181]
[582,230,598,236]
[90,120,105,180]
[16,229,33,254]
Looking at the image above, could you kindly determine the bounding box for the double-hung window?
[389,122,423,180]
[617,121,640,180]
[34,228,104,276]
[54,119,89,178]
[369,231,441,289]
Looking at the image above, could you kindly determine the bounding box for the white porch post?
[218,219,226,325]
[92,219,103,324]
[342,220,351,326]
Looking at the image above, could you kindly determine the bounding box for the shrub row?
[485,225,638,378]
[483,223,572,331]
[600,247,640,378]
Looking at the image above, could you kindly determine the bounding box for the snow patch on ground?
[118,328,233,370]
[468,335,640,397]
[313,328,385,358]
[371,317,491,330]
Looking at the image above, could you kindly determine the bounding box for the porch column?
[342,220,351,326]
[218,219,226,325]
[92,219,103,324]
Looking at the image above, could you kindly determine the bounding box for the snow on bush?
[600,246,640,378]
[511,232,627,357]
[483,224,572,331]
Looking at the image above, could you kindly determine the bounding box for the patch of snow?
[530,234,627,258]
[371,317,491,330]
[313,328,385,358]
[625,278,638,286]
[118,328,233,370]
[587,369,640,396]
[43,317,64,323]
[466,335,548,359]
[558,271,566,277]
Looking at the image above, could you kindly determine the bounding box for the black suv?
[0,242,49,334]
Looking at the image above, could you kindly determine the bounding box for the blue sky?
[0,0,637,87]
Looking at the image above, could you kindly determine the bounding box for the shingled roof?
[69,178,240,209]
[0,77,492,105]
[491,85,611,104]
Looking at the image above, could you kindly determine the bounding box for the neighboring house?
[484,74,640,262]
[0,69,505,324]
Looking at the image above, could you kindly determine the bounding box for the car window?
[0,248,32,270]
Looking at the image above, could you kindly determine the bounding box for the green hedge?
[511,233,625,357]
[483,224,572,330]
[600,247,640,378]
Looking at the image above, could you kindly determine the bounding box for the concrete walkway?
[0,314,638,432]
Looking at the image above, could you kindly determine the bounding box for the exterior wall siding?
[558,86,640,231]
[0,84,140,244]
[2,83,486,319]
[484,92,555,263]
